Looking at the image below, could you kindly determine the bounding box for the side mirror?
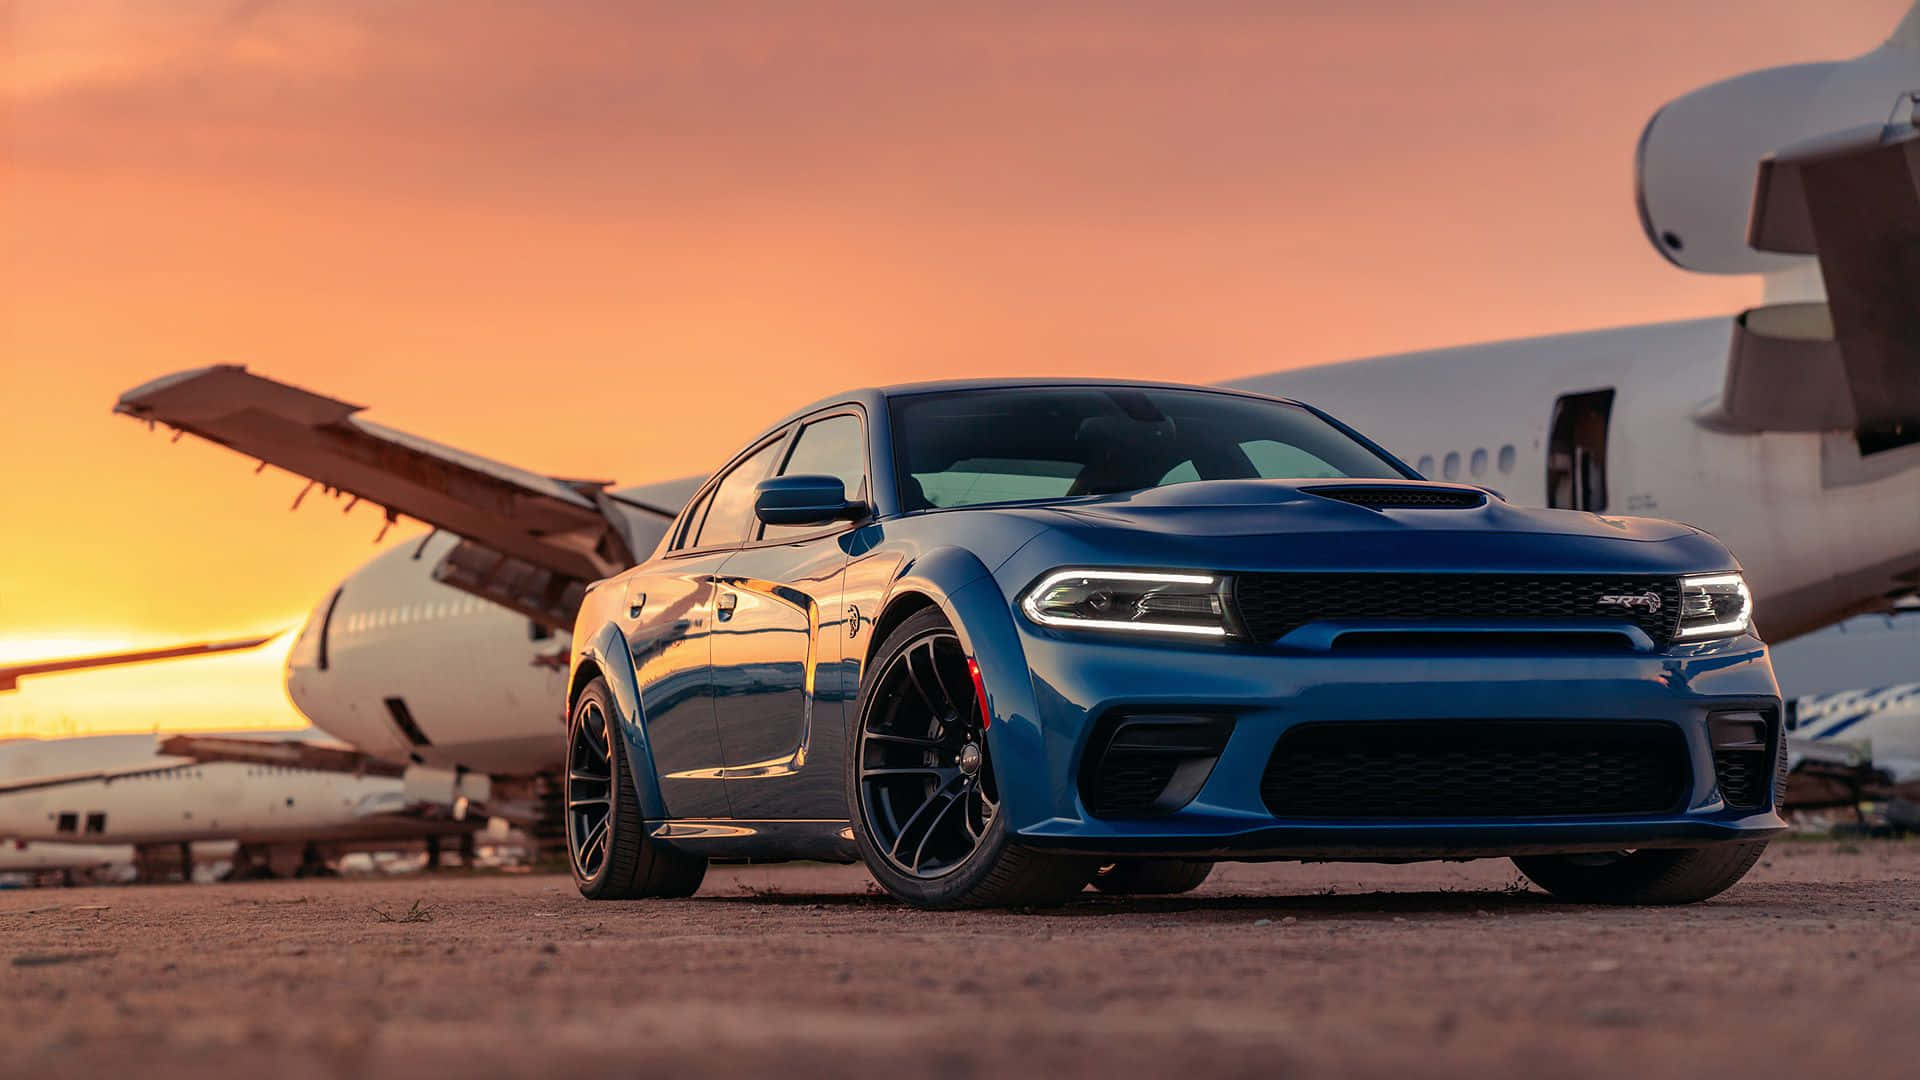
[754,475,865,528]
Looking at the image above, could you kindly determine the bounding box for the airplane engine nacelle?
[1637,34,1920,275]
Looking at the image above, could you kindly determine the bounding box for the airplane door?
[1547,389,1615,512]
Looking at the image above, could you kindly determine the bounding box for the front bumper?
[954,577,1788,861]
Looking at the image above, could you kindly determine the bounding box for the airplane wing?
[115,366,678,628]
[1747,114,1920,433]
[155,734,405,779]
[0,636,274,692]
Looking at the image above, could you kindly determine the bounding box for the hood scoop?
[1304,485,1488,511]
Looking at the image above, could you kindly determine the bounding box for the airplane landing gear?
[293,842,338,879]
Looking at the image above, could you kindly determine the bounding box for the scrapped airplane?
[108,7,1920,825]
[1766,607,1920,811]
[0,730,482,880]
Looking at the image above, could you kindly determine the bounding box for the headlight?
[1676,572,1753,640]
[1020,569,1234,637]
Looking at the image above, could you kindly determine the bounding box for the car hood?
[970,479,1733,582]
[1027,479,1696,542]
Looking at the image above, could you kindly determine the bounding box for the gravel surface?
[3,841,1917,1079]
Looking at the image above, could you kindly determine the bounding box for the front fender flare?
[880,547,1048,831]
[574,623,669,821]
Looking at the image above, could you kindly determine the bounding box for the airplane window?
[1417,455,1435,476]
[56,812,77,833]
[85,812,106,834]
[762,414,868,541]
[693,438,785,549]
[1470,448,1488,477]
[1442,452,1461,480]
[1498,445,1516,474]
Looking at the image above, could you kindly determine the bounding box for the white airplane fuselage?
[0,840,136,874]
[1240,315,1920,642]
[284,534,573,776]
[0,733,439,846]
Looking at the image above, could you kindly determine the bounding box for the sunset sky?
[0,0,1907,737]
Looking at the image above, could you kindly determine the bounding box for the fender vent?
[1306,486,1487,510]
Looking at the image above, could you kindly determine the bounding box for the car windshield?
[890,386,1408,511]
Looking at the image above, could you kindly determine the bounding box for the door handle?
[627,591,646,619]
[716,591,738,621]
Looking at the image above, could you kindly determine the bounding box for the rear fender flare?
[574,623,668,820]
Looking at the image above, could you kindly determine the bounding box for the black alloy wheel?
[857,627,999,879]
[566,677,706,900]
[848,607,1095,908]
[566,694,617,880]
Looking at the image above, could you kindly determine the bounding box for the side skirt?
[649,819,859,864]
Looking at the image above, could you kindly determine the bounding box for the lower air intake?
[1261,720,1688,819]
[1081,714,1234,818]
[1713,750,1769,810]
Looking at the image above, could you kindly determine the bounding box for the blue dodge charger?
[565,381,1783,908]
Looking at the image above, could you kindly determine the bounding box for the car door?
[624,433,789,820]
[710,409,867,819]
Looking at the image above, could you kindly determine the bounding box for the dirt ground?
[3,841,1916,1079]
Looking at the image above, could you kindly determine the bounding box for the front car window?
[891,386,1406,511]
[761,413,868,541]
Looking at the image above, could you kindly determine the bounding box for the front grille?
[1260,720,1689,819]
[1081,714,1234,818]
[1306,486,1486,510]
[1233,574,1684,646]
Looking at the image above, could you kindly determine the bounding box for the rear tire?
[568,678,707,901]
[848,608,1095,909]
[1513,842,1767,905]
[1090,859,1214,896]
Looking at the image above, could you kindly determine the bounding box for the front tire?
[567,677,707,901]
[1513,842,1767,905]
[1090,859,1214,896]
[848,608,1094,908]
